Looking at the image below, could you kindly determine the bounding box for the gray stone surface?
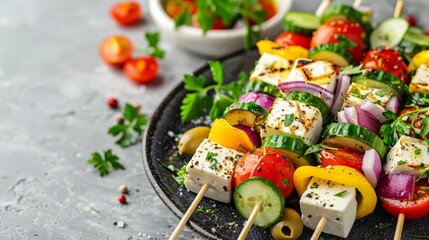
[0,0,428,239]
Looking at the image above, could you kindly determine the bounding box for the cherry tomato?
[165,0,197,19]
[275,31,312,49]
[234,148,295,199]
[319,147,364,173]
[399,106,429,139]
[399,106,420,116]
[110,1,141,26]
[99,35,133,67]
[406,15,417,26]
[311,20,366,63]
[124,57,159,84]
[259,0,277,20]
[362,48,409,83]
[380,179,429,220]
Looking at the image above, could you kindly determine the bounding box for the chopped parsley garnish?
[158,160,187,186]
[135,32,165,59]
[376,222,393,229]
[334,190,347,197]
[197,206,216,215]
[206,151,216,161]
[205,151,218,171]
[87,150,125,177]
[283,178,289,186]
[304,144,338,156]
[284,113,294,127]
[397,160,407,165]
[415,149,422,155]
[349,86,368,99]
[410,235,429,239]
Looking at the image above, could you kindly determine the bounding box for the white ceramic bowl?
[149,0,293,57]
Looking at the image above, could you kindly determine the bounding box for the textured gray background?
[0,0,427,239]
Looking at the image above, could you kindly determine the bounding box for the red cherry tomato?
[259,0,277,20]
[399,106,420,116]
[99,35,133,67]
[406,15,417,26]
[275,31,312,49]
[234,148,295,199]
[124,57,159,84]
[380,179,429,220]
[362,48,409,83]
[165,0,197,19]
[311,20,366,63]
[110,1,141,26]
[319,147,364,173]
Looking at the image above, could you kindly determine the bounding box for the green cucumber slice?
[370,17,409,48]
[352,69,407,100]
[234,177,285,228]
[399,30,429,56]
[320,4,372,33]
[308,44,354,67]
[223,102,268,129]
[262,135,316,167]
[243,81,282,98]
[322,123,388,159]
[285,91,331,126]
[283,11,320,36]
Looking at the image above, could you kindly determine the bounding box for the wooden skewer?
[315,0,332,17]
[393,0,404,17]
[237,204,261,240]
[169,183,209,240]
[353,0,363,8]
[393,213,405,240]
[310,216,328,240]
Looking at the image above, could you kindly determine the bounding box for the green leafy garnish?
[158,160,187,186]
[197,206,216,214]
[340,64,363,75]
[87,150,125,177]
[410,235,429,239]
[282,178,289,186]
[397,160,407,165]
[284,113,294,127]
[135,32,165,59]
[108,103,148,148]
[376,222,393,229]
[205,151,218,170]
[90,206,100,213]
[335,35,357,50]
[304,144,338,156]
[334,190,347,197]
[180,61,247,123]
[175,7,192,29]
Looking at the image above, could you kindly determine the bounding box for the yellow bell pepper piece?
[257,40,309,61]
[208,119,255,153]
[293,165,376,219]
[408,49,429,72]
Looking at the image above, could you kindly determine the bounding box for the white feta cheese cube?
[343,83,394,110]
[384,135,429,178]
[300,177,357,238]
[260,98,323,145]
[286,58,337,92]
[410,64,429,94]
[249,52,293,86]
[184,138,242,203]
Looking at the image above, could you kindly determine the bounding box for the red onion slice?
[359,99,386,123]
[362,149,382,188]
[238,92,275,111]
[234,124,261,147]
[376,173,415,200]
[337,110,348,123]
[340,106,381,134]
[277,81,334,108]
[386,95,400,115]
[330,74,351,115]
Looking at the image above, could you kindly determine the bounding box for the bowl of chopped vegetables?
[149,0,292,57]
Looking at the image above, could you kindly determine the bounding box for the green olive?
[270,208,304,240]
[178,126,210,155]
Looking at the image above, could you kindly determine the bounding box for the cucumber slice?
[283,11,320,36]
[370,17,409,48]
[234,177,285,228]
[352,69,407,100]
[243,81,282,98]
[407,93,429,106]
[285,91,331,126]
[320,4,372,33]
[223,102,268,129]
[262,135,316,167]
[322,123,388,159]
[308,44,354,67]
[399,30,429,56]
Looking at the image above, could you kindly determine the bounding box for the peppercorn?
[107,97,119,109]
[119,184,128,194]
[118,194,127,204]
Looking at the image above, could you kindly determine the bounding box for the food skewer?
[237,204,261,240]
[393,0,403,18]
[310,216,327,240]
[394,213,405,240]
[353,0,363,8]
[315,0,332,17]
[169,184,209,240]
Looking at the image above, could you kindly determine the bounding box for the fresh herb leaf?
[197,206,216,214]
[374,88,392,97]
[283,113,294,127]
[206,151,216,160]
[397,160,407,165]
[205,151,218,171]
[304,144,338,155]
[108,103,148,148]
[340,64,363,75]
[283,178,289,186]
[90,206,100,213]
[209,61,224,86]
[349,86,368,99]
[382,111,398,121]
[334,190,347,197]
[87,150,124,177]
[158,160,187,186]
[175,7,192,28]
[335,35,357,49]
[415,148,422,155]
[145,32,165,59]
[376,222,393,229]
[410,235,429,239]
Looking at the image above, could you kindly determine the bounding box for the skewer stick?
[393,0,404,17]
[169,183,209,240]
[393,213,405,240]
[315,0,332,17]
[353,0,363,8]
[237,204,261,240]
[310,216,328,240]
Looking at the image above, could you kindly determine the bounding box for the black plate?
[143,49,429,239]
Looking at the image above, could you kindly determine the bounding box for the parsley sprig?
[180,61,247,123]
[135,32,165,59]
[87,150,125,177]
[108,103,148,148]
[340,64,363,75]
[158,160,187,186]
[380,107,429,147]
